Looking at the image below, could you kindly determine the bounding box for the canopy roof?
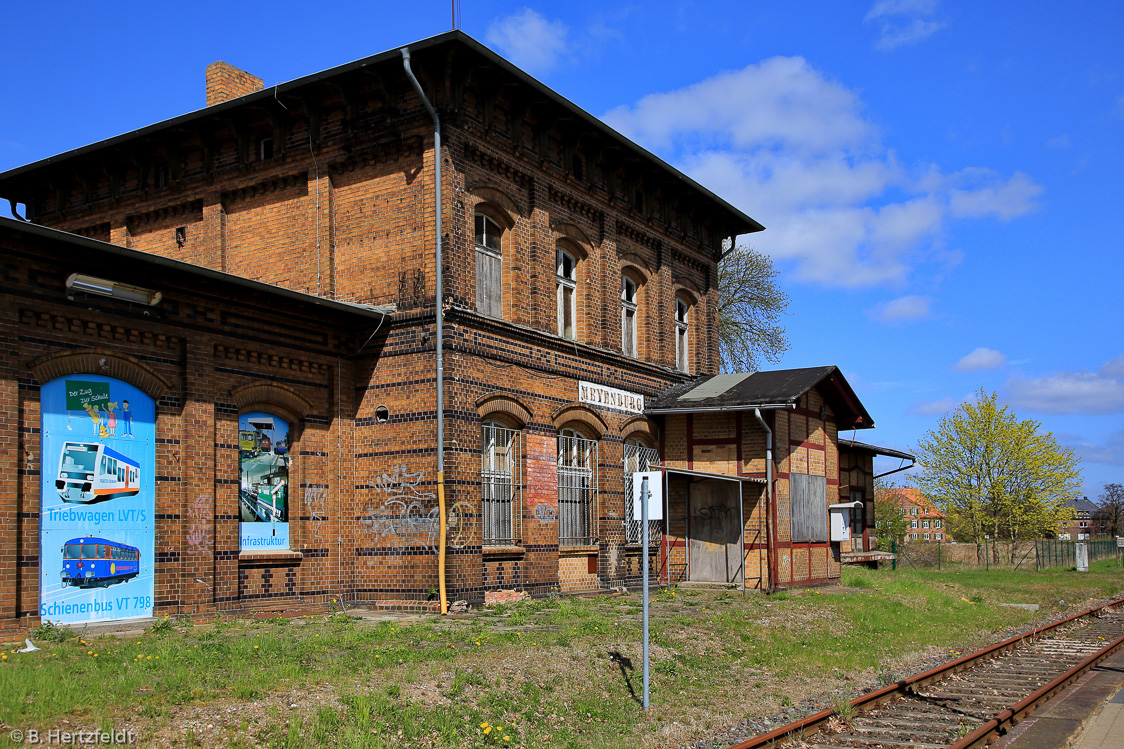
[646,366,874,430]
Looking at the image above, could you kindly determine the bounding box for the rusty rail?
[729,595,1124,749]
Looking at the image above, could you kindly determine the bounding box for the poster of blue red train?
[239,411,290,551]
[39,375,155,624]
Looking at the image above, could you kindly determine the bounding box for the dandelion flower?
[484,726,492,735]
[254,645,259,649]
[87,651,93,655]
[2,655,7,660]
[480,722,489,729]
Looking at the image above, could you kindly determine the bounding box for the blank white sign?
[631,471,664,521]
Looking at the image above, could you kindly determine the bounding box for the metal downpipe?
[402,47,447,615]
[753,408,776,593]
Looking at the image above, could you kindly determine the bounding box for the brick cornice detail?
[551,403,608,438]
[230,381,313,422]
[475,392,533,427]
[26,349,172,399]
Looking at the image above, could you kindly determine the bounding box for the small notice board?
[631,471,664,521]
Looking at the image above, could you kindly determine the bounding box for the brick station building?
[0,31,903,629]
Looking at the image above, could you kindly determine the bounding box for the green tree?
[717,243,789,373]
[872,479,911,551]
[1092,483,1124,538]
[914,389,1081,562]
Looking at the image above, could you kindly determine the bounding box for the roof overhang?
[0,216,394,322]
[661,467,766,484]
[836,438,915,462]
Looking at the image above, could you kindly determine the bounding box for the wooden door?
[688,480,742,584]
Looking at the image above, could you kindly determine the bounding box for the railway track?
[732,597,1124,749]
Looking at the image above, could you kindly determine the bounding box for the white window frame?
[675,297,690,373]
[621,275,638,358]
[481,420,521,546]
[557,248,577,340]
[475,214,503,318]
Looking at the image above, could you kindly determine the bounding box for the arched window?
[623,436,660,544]
[482,419,521,546]
[558,426,597,546]
[621,275,638,358]
[475,214,504,318]
[675,297,691,373]
[557,247,578,340]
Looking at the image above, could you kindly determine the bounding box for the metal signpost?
[633,472,662,712]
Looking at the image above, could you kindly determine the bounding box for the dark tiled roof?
[0,31,762,239]
[646,366,874,429]
[1063,497,1101,515]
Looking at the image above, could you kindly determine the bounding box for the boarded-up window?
[790,472,827,543]
[475,214,503,318]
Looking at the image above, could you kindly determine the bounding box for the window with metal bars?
[482,422,521,546]
[558,429,597,546]
[623,439,660,544]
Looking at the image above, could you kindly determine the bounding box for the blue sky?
[2,1,1121,499]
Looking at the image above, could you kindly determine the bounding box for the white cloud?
[1100,354,1124,379]
[604,57,873,155]
[865,0,946,51]
[953,347,1007,372]
[871,295,931,323]
[603,57,1042,288]
[1059,430,1124,466]
[911,396,959,415]
[486,9,570,76]
[1006,358,1124,414]
[948,171,1043,220]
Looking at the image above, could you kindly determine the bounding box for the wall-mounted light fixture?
[66,273,163,306]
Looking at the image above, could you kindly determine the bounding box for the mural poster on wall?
[40,375,155,624]
[239,411,290,551]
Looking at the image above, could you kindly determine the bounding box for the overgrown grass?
[1,561,1120,748]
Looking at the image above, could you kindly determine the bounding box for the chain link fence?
[890,538,1123,571]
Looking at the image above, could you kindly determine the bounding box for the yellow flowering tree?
[915,389,1080,562]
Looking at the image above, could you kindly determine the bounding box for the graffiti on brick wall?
[359,465,439,551]
[397,268,427,310]
[303,486,328,541]
[186,494,213,555]
[533,504,557,524]
[447,501,475,549]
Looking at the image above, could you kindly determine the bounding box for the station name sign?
[578,380,645,415]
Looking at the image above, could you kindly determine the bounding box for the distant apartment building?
[1057,497,1100,541]
[887,487,947,542]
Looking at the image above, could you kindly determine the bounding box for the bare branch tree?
[717,243,789,373]
[1092,483,1124,537]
